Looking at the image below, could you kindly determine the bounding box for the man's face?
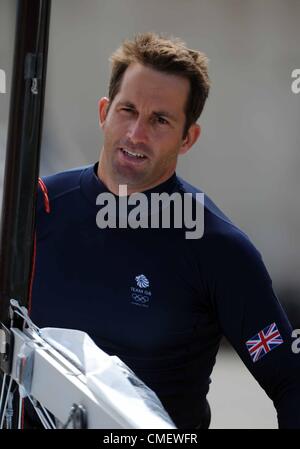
[98,62,200,194]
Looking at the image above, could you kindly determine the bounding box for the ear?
[98,97,110,128]
[179,123,201,155]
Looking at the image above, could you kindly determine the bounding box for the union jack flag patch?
[246,322,283,363]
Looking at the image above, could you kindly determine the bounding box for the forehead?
[115,63,189,115]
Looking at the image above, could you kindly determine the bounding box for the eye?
[156,116,169,125]
[121,107,134,113]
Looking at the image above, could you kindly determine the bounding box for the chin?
[114,165,147,183]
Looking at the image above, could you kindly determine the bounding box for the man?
[30,33,300,428]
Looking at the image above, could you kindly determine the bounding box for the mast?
[0,0,51,372]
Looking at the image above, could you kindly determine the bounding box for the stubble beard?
[99,147,151,193]
[112,159,152,191]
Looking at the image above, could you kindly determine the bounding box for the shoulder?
[175,175,269,278]
[36,164,93,237]
[38,165,91,207]
[175,175,249,239]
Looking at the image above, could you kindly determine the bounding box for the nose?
[127,117,148,144]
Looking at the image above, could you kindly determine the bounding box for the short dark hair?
[108,32,210,137]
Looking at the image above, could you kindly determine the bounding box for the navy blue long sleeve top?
[30,163,300,428]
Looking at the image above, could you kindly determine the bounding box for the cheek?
[106,116,129,136]
[155,126,183,142]
[102,118,119,139]
[154,133,183,153]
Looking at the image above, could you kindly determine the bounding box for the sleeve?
[207,231,300,428]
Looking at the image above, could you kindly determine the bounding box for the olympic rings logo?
[131,294,149,304]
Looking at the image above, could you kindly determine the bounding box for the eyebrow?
[117,101,178,123]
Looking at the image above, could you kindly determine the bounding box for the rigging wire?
[0,375,13,429]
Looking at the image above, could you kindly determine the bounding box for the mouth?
[119,147,147,162]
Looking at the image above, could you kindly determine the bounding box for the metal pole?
[0,0,51,372]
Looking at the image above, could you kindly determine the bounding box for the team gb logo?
[135,274,149,289]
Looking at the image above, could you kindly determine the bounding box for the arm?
[205,231,300,428]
